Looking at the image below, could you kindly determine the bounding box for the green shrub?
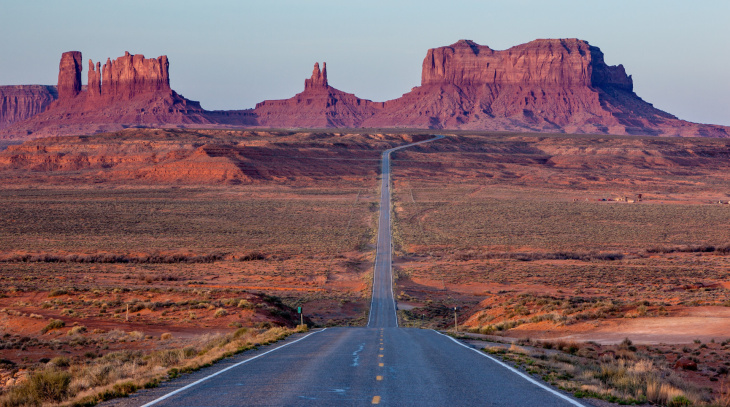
[238,299,254,309]
[48,289,68,297]
[1,368,72,406]
[95,381,139,402]
[49,356,70,367]
[668,395,692,407]
[233,327,249,339]
[67,325,86,336]
[41,319,65,333]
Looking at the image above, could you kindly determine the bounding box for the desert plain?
[0,128,729,405]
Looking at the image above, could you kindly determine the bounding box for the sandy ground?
[510,307,730,345]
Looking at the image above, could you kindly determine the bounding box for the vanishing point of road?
[115,135,585,406]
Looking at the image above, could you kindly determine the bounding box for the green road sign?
[297,307,302,314]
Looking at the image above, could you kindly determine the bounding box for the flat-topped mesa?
[421,38,632,90]
[0,85,58,129]
[57,51,82,100]
[304,62,328,90]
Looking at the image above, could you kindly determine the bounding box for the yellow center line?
[378,354,384,358]
[376,375,383,381]
[379,362,384,367]
[380,347,384,351]
[372,396,381,404]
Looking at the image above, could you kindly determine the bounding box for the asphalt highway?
[368,136,444,328]
[125,135,585,407]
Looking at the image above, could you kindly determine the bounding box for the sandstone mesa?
[1,39,728,139]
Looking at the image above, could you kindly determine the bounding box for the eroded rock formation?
[57,51,82,100]
[360,38,678,134]
[254,62,382,128]
[1,51,211,139]
[305,62,328,89]
[247,39,729,137]
[0,86,57,129]
[420,39,632,89]
[2,39,729,139]
[96,52,170,100]
[56,51,177,106]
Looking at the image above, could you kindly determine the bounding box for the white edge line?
[386,152,399,328]
[433,330,586,407]
[367,152,385,328]
[140,328,327,407]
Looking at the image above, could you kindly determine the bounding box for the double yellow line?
[372,328,385,404]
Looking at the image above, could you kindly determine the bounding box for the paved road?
[368,136,444,328]
[128,135,585,406]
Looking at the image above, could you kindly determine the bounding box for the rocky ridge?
[1,39,728,139]
[253,39,728,137]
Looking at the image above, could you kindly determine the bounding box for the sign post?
[297,306,303,326]
[454,307,458,332]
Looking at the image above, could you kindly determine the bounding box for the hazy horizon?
[1,0,728,126]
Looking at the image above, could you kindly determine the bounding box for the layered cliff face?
[0,85,57,129]
[361,38,683,134]
[254,62,382,128]
[1,51,211,140]
[87,51,171,101]
[420,39,632,89]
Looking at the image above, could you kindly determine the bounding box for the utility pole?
[126,303,129,322]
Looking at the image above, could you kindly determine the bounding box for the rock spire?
[304,62,328,89]
[57,51,82,100]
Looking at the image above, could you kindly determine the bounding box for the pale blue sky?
[1,0,728,125]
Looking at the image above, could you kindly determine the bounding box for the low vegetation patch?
[0,252,227,264]
[41,319,65,334]
[0,326,307,407]
[476,337,730,406]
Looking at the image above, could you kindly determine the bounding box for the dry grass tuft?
[484,338,711,406]
[0,326,306,406]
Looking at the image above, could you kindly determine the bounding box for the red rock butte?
[1,51,212,139]
[253,62,383,128]
[1,39,729,139]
